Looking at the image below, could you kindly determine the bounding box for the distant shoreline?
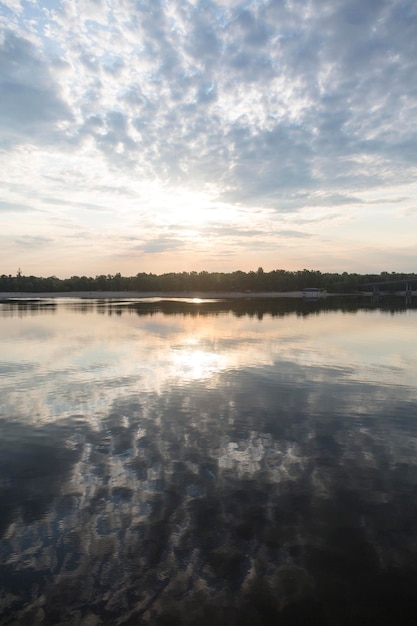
[0,290,310,300]
[2,291,415,301]
[0,290,380,301]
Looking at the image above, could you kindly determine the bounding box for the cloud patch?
[0,200,37,213]
[0,31,72,145]
[14,235,53,248]
[134,237,185,254]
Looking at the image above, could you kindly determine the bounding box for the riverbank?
[3,291,413,301]
[0,290,312,300]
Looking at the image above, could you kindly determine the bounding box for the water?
[1,297,417,625]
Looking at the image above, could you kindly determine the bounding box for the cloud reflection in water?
[1,298,417,625]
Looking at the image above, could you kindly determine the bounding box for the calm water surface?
[1,297,417,625]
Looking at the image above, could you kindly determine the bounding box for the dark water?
[1,297,417,625]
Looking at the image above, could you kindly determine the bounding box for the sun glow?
[139,183,243,230]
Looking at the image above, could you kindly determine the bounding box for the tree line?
[1,268,416,294]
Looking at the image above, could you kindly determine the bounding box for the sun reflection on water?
[171,347,225,380]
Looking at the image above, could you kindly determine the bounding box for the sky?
[1,0,417,278]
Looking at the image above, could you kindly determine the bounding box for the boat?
[302,288,327,300]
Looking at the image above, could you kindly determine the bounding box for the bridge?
[363,278,417,298]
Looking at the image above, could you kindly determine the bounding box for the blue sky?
[1,0,417,277]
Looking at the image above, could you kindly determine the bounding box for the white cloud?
[0,0,22,14]
[0,30,73,144]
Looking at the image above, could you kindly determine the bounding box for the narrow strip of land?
[0,291,308,300]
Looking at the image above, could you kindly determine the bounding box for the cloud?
[55,2,417,188]
[0,31,73,146]
[0,200,38,212]
[41,198,113,213]
[14,235,53,248]
[0,0,22,14]
[134,236,185,254]
[278,230,311,239]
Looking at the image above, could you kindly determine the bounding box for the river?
[1,296,417,625]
